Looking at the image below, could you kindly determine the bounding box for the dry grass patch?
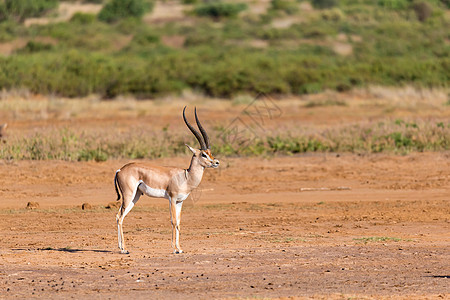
[144,1,188,24]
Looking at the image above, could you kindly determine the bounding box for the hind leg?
[116,204,127,254]
[116,189,142,254]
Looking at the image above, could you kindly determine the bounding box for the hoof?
[173,249,184,254]
[120,250,130,254]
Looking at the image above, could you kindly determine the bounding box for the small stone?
[81,203,92,210]
[26,202,40,210]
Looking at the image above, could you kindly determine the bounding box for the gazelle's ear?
[185,144,196,154]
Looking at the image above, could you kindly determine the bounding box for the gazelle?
[114,107,219,254]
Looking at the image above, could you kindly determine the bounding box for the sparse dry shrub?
[2,117,448,161]
[412,1,433,22]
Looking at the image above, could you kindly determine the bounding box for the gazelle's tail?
[114,170,121,201]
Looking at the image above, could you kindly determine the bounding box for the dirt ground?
[0,93,449,299]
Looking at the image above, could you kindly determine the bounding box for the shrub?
[440,0,450,8]
[412,1,433,22]
[98,0,153,23]
[70,12,97,24]
[16,41,54,53]
[2,0,58,22]
[115,17,142,34]
[377,0,410,9]
[0,20,21,42]
[320,7,345,21]
[193,2,248,19]
[0,5,8,23]
[130,29,160,46]
[311,0,338,9]
[123,28,160,53]
[270,0,299,14]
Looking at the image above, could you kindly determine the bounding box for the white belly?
[136,181,190,202]
[138,181,169,199]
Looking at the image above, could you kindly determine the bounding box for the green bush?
[183,26,224,46]
[377,0,410,9]
[0,0,449,98]
[70,12,97,24]
[98,0,153,23]
[270,0,299,14]
[311,0,338,9]
[440,0,450,8]
[115,17,142,34]
[2,0,58,22]
[193,2,248,19]
[320,7,345,21]
[129,28,160,46]
[412,1,433,22]
[0,20,22,42]
[16,41,54,53]
[0,5,8,23]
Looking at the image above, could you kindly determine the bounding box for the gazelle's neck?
[186,155,204,189]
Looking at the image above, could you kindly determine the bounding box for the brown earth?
[0,94,449,299]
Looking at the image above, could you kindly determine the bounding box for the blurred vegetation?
[0,0,58,22]
[311,0,338,9]
[0,0,448,98]
[1,119,448,160]
[192,1,248,19]
[98,0,153,23]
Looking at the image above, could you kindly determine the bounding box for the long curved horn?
[194,107,210,149]
[183,106,206,150]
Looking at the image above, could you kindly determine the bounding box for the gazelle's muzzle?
[210,159,220,168]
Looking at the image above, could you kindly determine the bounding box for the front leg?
[169,200,184,254]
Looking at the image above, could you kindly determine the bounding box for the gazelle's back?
[118,162,183,190]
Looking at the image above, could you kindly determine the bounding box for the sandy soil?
[0,94,449,299]
[0,152,449,299]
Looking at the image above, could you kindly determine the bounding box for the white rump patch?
[137,180,169,199]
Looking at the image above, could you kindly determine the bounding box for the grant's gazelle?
[114,107,219,254]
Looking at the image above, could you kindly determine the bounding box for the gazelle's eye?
[201,153,207,158]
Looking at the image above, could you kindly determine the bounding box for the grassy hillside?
[0,0,449,98]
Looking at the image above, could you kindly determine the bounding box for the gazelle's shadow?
[12,248,113,253]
